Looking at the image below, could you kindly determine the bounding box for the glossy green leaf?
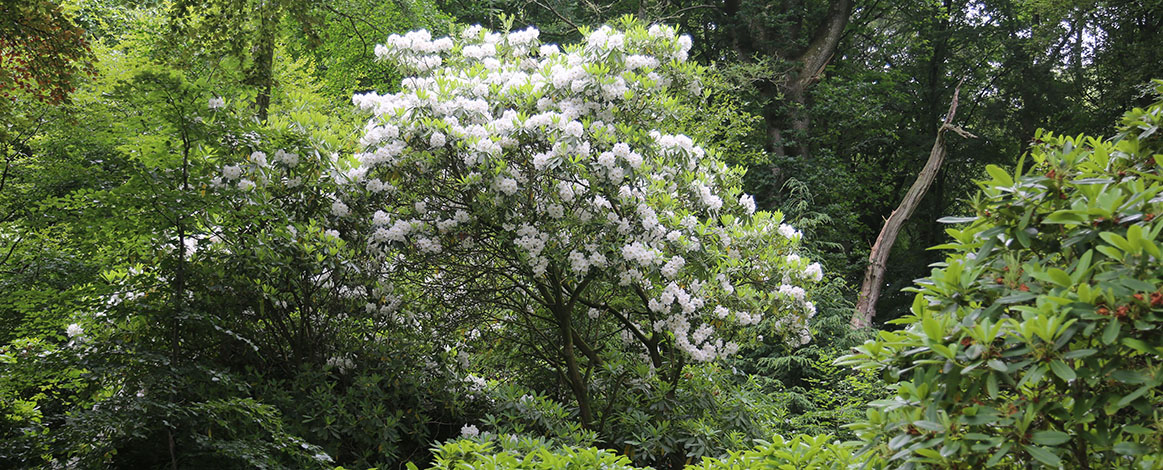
[1023,445,1061,467]
[1031,431,1070,446]
[1049,360,1075,381]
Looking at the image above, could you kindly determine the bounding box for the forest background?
[1,0,1161,468]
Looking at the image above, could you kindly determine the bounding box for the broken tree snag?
[852,81,977,329]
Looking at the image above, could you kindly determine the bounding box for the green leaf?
[1070,177,1115,184]
[1121,337,1156,354]
[1102,319,1120,345]
[1062,349,1096,359]
[1046,268,1071,287]
[1049,360,1076,381]
[1071,250,1094,284]
[988,359,1008,372]
[1031,431,1070,446]
[997,292,1037,304]
[938,216,979,224]
[1123,425,1152,435]
[1115,385,1151,408]
[931,343,955,359]
[922,312,942,340]
[888,434,911,450]
[1042,210,1087,224]
[986,373,999,399]
[1113,442,1147,456]
[1126,224,1145,251]
[1023,445,1061,467]
[986,443,1011,466]
[986,165,1014,187]
[1099,232,1133,253]
[1096,245,1124,260]
[1110,369,1148,384]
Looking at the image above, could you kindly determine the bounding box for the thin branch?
[0,234,23,267]
[530,0,581,32]
[324,5,372,57]
[653,4,718,23]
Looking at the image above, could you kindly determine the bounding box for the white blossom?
[739,194,756,214]
[660,256,685,279]
[460,424,480,438]
[222,165,242,180]
[331,200,350,217]
[778,224,801,240]
[804,262,824,282]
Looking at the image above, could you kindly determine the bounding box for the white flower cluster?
[273,149,299,168]
[331,200,350,217]
[460,424,480,438]
[342,22,822,360]
[778,223,802,240]
[212,147,308,193]
[568,249,608,275]
[739,194,756,214]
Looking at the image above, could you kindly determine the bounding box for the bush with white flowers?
[331,18,823,430]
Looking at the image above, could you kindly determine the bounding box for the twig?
[531,0,581,32]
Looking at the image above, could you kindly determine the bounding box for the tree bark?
[250,3,277,122]
[853,82,975,328]
[794,0,853,93]
[781,0,854,158]
[554,303,593,429]
[725,0,853,158]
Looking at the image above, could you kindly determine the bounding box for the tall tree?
[0,0,94,106]
[168,0,322,121]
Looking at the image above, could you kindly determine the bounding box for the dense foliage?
[842,85,1163,468]
[2,0,1161,469]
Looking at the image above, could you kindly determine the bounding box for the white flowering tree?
[334,18,823,430]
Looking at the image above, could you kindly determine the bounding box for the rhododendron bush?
[288,17,826,433]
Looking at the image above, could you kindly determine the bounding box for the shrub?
[305,19,825,467]
[841,83,1163,468]
[425,435,639,470]
[687,434,865,470]
[417,433,863,470]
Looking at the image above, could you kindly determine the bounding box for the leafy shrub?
[461,364,789,467]
[416,433,864,470]
[687,434,866,470]
[841,83,1163,468]
[426,435,639,470]
[741,273,883,440]
[302,18,828,468]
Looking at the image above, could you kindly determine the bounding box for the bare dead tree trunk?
[853,81,975,328]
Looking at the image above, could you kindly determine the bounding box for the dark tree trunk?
[250,4,277,122]
[724,0,854,158]
[554,303,593,429]
[780,0,854,158]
